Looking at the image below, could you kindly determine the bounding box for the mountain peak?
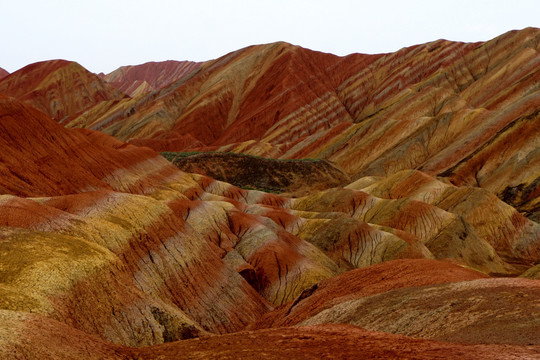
[0,59,126,121]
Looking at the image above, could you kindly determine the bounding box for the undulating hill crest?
[67,41,368,149]
[61,27,540,219]
[1,29,540,359]
[102,60,202,96]
[0,59,126,123]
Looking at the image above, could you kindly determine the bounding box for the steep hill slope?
[0,94,166,196]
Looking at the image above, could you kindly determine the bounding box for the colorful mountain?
[1,28,539,359]
[0,60,126,123]
[59,28,540,220]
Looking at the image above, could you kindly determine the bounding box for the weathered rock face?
[0,60,126,122]
[249,259,489,330]
[102,60,202,96]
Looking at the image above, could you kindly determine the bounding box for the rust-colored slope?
[3,316,539,360]
[300,278,540,346]
[0,95,111,196]
[131,324,540,360]
[0,94,176,196]
[249,259,488,330]
[250,260,540,348]
[103,60,202,96]
[0,67,8,80]
[0,59,126,122]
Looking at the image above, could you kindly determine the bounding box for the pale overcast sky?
[3,0,539,74]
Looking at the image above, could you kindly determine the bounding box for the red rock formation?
[131,324,540,360]
[0,67,8,80]
[103,60,202,96]
[249,259,488,329]
[298,278,540,346]
[0,59,125,122]
[63,28,540,219]
[1,29,540,359]
[0,94,180,196]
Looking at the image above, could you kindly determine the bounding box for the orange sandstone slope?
[64,28,540,219]
[0,59,126,123]
[102,60,202,96]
